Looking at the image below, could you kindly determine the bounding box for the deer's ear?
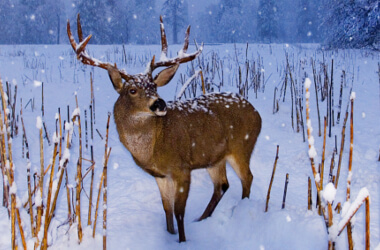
[154,64,179,87]
[107,66,124,93]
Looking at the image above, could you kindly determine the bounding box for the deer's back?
[157,93,261,170]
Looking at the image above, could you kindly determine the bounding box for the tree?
[296,0,319,43]
[107,0,130,44]
[74,0,113,44]
[257,0,279,43]
[196,0,257,43]
[162,0,188,44]
[0,0,19,44]
[18,0,61,44]
[129,0,159,44]
[320,0,380,49]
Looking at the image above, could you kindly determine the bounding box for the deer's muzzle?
[150,98,167,116]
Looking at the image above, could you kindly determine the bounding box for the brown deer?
[67,14,261,242]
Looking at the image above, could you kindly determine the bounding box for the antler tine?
[149,18,203,73]
[183,25,190,53]
[159,16,168,58]
[67,16,132,80]
[77,13,84,42]
[67,20,77,52]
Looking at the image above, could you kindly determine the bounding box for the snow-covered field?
[0,43,378,249]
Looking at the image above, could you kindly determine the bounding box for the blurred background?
[0,0,378,49]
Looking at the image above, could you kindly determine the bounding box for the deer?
[67,14,262,243]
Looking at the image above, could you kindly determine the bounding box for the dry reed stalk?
[337,71,344,124]
[328,150,336,183]
[65,168,72,226]
[317,116,327,215]
[327,202,334,249]
[93,172,104,238]
[200,70,206,95]
[47,117,73,228]
[21,102,35,237]
[41,122,59,250]
[43,121,51,146]
[0,79,17,249]
[281,173,289,209]
[365,197,370,250]
[11,84,17,137]
[329,59,334,135]
[73,95,83,243]
[299,98,305,142]
[15,208,27,249]
[308,177,312,210]
[85,109,88,149]
[335,109,349,189]
[265,145,279,212]
[273,87,278,114]
[336,189,370,248]
[305,79,328,226]
[286,54,295,130]
[311,59,321,137]
[0,119,9,211]
[35,118,44,248]
[346,95,355,250]
[334,202,342,214]
[103,113,111,250]
[90,72,96,124]
[88,145,94,226]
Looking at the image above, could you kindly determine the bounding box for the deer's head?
[67,14,203,117]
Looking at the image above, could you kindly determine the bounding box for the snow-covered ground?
[0,43,378,249]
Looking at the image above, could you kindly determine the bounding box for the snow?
[34,80,42,87]
[331,188,370,239]
[36,116,43,130]
[176,69,201,99]
[35,191,42,207]
[322,183,337,204]
[350,91,356,100]
[9,182,17,194]
[0,44,378,250]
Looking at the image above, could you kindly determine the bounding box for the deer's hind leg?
[227,155,253,199]
[198,159,229,221]
[156,177,175,234]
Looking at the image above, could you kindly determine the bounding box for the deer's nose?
[150,98,167,116]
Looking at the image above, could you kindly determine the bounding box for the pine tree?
[257,0,279,43]
[162,0,188,44]
[18,0,60,44]
[296,0,319,43]
[107,0,130,43]
[75,0,113,44]
[129,1,159,44]
[320,0,379,49]
[0,0,19,43]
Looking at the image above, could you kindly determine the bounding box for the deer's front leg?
[173,171,191,243]
[156,177,175,234]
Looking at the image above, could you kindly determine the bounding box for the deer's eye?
[129,88,137,95]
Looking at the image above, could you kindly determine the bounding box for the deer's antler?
[67,14,132,80]
[148,16,203,75]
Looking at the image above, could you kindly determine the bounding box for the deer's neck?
[116,112,161,166]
